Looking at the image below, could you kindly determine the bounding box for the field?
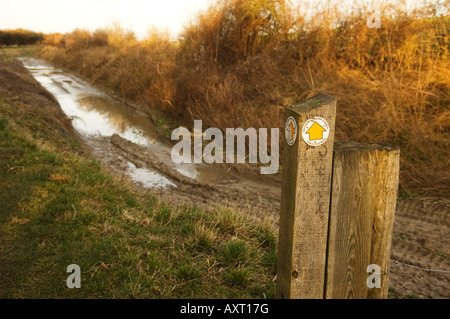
[0,0,449,299]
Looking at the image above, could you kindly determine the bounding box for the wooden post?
[325,142,400,299]
[276,94,336,299]
[367,143,400,299]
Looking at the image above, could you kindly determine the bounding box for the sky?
[0,0,446,39]
[0,0,212,39]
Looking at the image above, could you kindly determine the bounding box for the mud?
[390,198,450,298]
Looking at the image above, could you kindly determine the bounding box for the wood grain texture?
[276,94,336,299]
[367,144,400,299]
[325,142,400,299]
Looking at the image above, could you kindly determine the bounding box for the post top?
[334,141,400,152]
[291,94,336,113]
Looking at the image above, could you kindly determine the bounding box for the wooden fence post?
[325,142,400,299]
[367,143,400,299]
[276,94,400,299]
[276,94,336,299]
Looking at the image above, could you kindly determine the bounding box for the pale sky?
[0,0,212,39]
[0,0,446,39]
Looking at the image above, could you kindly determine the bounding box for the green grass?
[223,268,250,287]
[388,287,422,300]
[0,47,277,298]
[0,95,277,299]
[434,251,450,260]
[0,44,38,60]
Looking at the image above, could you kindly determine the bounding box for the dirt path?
[390,197,450,298]
[85,133,282,224]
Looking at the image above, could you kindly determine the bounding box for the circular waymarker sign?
[285,116,297,146]
[301,117,330,146]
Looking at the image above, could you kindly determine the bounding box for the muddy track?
[391,198,450,298]
[85,133,282,224]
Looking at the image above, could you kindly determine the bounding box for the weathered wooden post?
[276,94,336,299]
[325,142,400,299]
[276,95,400,299]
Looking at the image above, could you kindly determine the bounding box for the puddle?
[76,95,156,146]
[126,162,176,189]
[19,57,157,146]
[18,57,232,189]
[146,144,233,185]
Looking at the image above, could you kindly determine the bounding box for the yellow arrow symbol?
[306,121,326,140]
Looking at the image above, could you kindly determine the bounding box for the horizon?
[0,0,211,39]
[1,0,446,40]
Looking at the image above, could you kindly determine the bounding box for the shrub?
[0,29,44,46]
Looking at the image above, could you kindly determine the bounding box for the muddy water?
[18,57,232,189]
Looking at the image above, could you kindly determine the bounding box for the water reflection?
[76,95,156,145]
[19,57,157,146]
[19,57,232,189]
[126,162,176,189]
